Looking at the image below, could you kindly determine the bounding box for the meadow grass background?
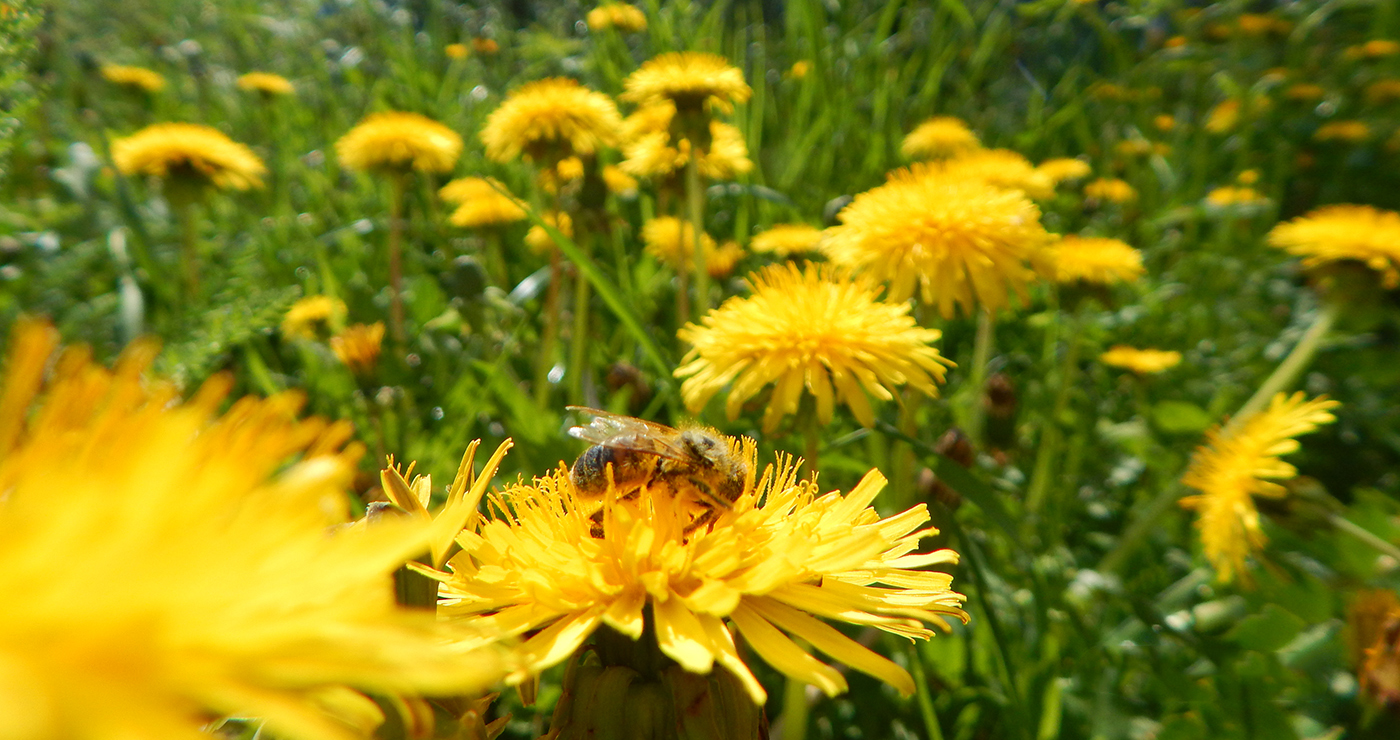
[5,0,1400,738]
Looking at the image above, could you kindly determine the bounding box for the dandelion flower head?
[419,442,967,704]
[331,322,385,379]
[1314,120,1371,142]
[481,78,623,164]
[1035,158,1092,186]
[440,177,528,229]
[707,240,746,279]
[925,149,1055,199]
[676,263,954,431]
[621,52,752,114]
[587,3,647,33]
[237,71,295,96]
[1083,177,1137,203]
[100,64,165,93]
[282,294,347,339]
[602,164,639,197]
[1179,392,1339,584]
[1205,186,1268,208]
[525,211,573,254]
[0,319,502,740]
[1268,205,1400,289]
[1099,346,1182,374]
[642,216,718,271]
[823,164,1053,317]
[621,120,753,180]
[445,43,469,59]
[1052,235,1144,286]
[1366,79,1400,103]
[1284,83,1326,102]
[900,116,981,160]
[750,223,824,257]
[112,123,266,191]
[1206,99,1241,133]
[336,112,463,174]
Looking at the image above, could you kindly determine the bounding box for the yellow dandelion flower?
[236,71,295,96]
[1284,83,1325,102]
[789,60,812,79]
[100,64,165,93]
[1035,157,1092,186]
[622,101,677,141]
[1179,392,1339,584]
[1366,79,1400,103]
[586,3,647,33]
[336,112,462,174]
[1268,205,1400,289]
[1083,177,1137,203]
[1154,114,1176,132]
[621,51,752,115]
[1115,139,1153,157]
[419,444,966,704]
[1237,14,1285,35]
[602,164,638,197]
[642,216,718,271]
[1206,99,1241,133]
[1351,590,1400,707]
[676,263,954,431]
[1099,346,1182,374]
[112,123,266,191]
[1362,39,1400,58]
[525,211,573,254]
[481,78,623,164]
[331,322,385,379]
[0,320,502,740]
[620,120,753,179]
[1205,185,1269,208]
[445,42,469,59]
[282,295,347,339]
[929,148,1055,199]
[1315,120,1370,142]
[1237,169,1259,185]
[707,240,745,278]
[441,177,529,229]
[473,37,499,55]
[900,116,982,160]
[1165,35,1188,49]
[823,165,1052,317]
[750,223,824,256]
[1052,235,1144,285]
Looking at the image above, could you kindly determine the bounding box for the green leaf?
[1152,401,1215,435]
[1225,604,1306,652]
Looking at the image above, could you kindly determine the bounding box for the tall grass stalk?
[387,172,408,345]
[686,151,708,317]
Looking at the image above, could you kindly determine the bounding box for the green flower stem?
[1329,512,1400,562]
[780,675,810,740]
[387,173,408,345]
[535,245,563,407]
[1100,301,1340,573]
[803,408,821,476]
[174,198,200,309]
[686,152,709,316]
[964,307,995,445]
[567,236,593,404]
[1228,301,1340,429]
[1026,311,1082,514]
[908,644,946,740]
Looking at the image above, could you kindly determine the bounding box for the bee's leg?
[683,506,718,537]
[684,477,730,509]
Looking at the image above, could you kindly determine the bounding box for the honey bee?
[566,406,748,532]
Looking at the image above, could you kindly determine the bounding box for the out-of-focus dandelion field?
[7,0,1400,738]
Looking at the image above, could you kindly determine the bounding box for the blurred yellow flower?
[1179,392,1339,584]
[282,294,347,339]
[824,164,1053,317]
[1284,83,1325,102]
[676,263,954,431]
[1052,235,1144,285]
[0,320,502,740]
[602,164,638,197]
[642,215,718,271]
[1205,99,1240,133]
[750,223,824,256]
[1351,590,1400,708]
[621,120,753,179]
[932,148,1055,199]
[525,211,572,254]
[331,322,386,379]
[900,116,982,160]
[100,63,165,92]
[621,51,752,114]
[1269,205,1400,289]
[1361,39,1400,58]
[1237,169,1259,185]
[789,60,812,79]
[1164,35,1188,49]
[1036,157,1092,186]
[441,177,529,229]
[708,240,746,278]
[445,42,469,59]
[1237,14,1289,35]
[1115,139,1153,157]
[1099,346,1181,374]
[236,71,294,96]
[1205,185,1268,208]
[472,37,499,55]
[1153,114,1176,132]
[586,3,647,32]
[1083,177,1137,203]
[481,77,623,164]
[336,112,463,174]
[1314,120,1370,142]
[112,123,266,190]
[419,443,966,703]
[1365,79,1400,103]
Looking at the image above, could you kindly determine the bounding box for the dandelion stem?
[174,198,200,308]
[686,152,708,315]
[909,644,946,740]
[1229,301,1340,428]
[964,308,995,444]
[803,411,821,475]
[1329,512,1400,562]
[1026,311,1082,514]
[387,173,407,345]
[780,677,810,740]
[536,246,563,407]
[568,239,592,404]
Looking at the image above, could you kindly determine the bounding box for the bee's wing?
[565,407,693,462]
